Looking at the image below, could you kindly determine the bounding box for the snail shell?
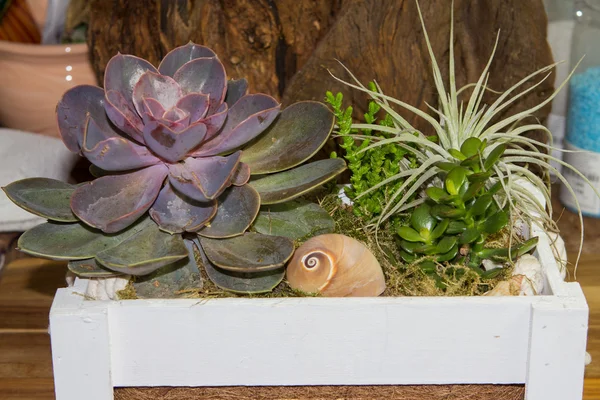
[286,234,386,297]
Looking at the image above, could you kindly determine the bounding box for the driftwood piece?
[87,0,553,143]
[87,0,342,98]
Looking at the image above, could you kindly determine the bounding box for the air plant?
[3,43,346,295]
[329,2,600,270]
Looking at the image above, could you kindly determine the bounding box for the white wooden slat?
[50,279,114,400]
[525,284,588,400]
[109,296,535,386]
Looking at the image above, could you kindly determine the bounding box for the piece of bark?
[283,0,554,138]
[87,0,342,97]
[87,0,554,153]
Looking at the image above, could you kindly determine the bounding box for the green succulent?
[397,137,538,273]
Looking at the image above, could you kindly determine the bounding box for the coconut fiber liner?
[115,385,525,400]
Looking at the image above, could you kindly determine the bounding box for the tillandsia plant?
[2,42,346,296]
[328,1,600,275]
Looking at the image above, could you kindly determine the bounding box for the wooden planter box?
[48,221,589,400]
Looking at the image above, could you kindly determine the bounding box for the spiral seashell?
[286,234,386,297]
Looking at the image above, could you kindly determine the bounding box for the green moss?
[318,194,514,297]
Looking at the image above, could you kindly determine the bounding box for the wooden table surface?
[2,196,600,399]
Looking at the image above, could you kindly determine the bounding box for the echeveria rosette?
[56,43,280,235]
[5,42,346,294]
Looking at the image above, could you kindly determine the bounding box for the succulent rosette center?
[56,43,281,234]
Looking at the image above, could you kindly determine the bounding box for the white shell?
[512,254,544,295]
[85,276,131,300]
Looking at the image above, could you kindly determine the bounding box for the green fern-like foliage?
[325,83,417,218]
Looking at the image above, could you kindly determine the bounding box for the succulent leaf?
[17,217,153,260]
[197,185,260,238]
[461,181,485,202]
[467,170,493,183]
[231,162,251,186]
[460,138,482,158]
[249,158,347,204]
[429,218,449,240]
[133,239,203,298]
[56,85,106,152]
[132,71,183,116]
[484,144,507,171]
[240,101,335,174]
[68,259,121,278]
[445,167,467,195]
[436,162,457,172]
[436,244,459,262]
[431,204,466,219]
[446,221,467,234]
[173,57,227,112]
[3,178,77,222]
[194,94,280,156]
[435,236,458,253]
[225,78,248,107]
[480,211,509,234]
[104,90,145,142]
[95,220,188,275]
[149,183,217,234]
[477,237,539,259]
[252,199,334,240]
[83,118,161,171]
[142,115,208,162]
[168,152,240,201]
[459,228,480,244]
[426,187,448,203]
[410,203,436,232]
[448,148,466,161]
[196,240,285,294]
[200,232,294,272]
[397,226,424,242]
[104,53,158,110]
[400,249,417,263]
[158,43,217,77]
[175,93,210,123]
[71,164,168,233]
[470,194,493,216]
[398,239,422,254]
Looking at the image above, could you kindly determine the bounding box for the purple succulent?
[6,42,346,294]
[57,43,280,234]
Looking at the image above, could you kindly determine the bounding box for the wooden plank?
[109,296,535,386]
[0,258,67,330]
[525,285,588,400]
[573,254,600,380]
[0,333,54,399]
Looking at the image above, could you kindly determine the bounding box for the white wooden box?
[48,223,588,400]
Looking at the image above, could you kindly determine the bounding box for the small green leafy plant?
[397,138,538,274]
[325,83,416,218]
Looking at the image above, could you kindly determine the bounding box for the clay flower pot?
[0,41,96,136]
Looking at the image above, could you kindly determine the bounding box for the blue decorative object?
[566,66,600,152]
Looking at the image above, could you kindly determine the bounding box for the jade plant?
[327,2,600,278]
[3,43,346,295]
[397,137,538,272]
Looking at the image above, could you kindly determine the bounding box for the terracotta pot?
[0,41,97,137]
